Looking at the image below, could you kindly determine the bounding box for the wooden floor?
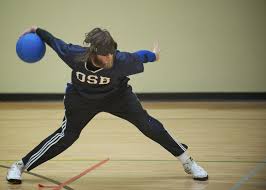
[0,101,265,190]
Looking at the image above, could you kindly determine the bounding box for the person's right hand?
[152,41,160,61]
[20,26,38,37]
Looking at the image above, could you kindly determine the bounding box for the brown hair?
[78,28,117,62]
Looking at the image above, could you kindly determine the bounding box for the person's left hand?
[20,26,38,38]
[152,41,160,61]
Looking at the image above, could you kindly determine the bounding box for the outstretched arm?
[20,26,69,54]
[116,42,160,64]
[19,26,82,69]
[20,26,60,49]
[115,42,160,76]
[134,42,160,63]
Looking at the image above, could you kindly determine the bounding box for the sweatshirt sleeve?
[133,50,156,63]
[36,28,85,69]
[114,50,156,76]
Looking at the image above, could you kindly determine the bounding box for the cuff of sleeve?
[35,28,41,35]
[134,50,156,63]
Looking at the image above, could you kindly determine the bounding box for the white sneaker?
[183,157,208,181]
[6,160,24,184]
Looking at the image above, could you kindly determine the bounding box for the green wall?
[0,0,265,93]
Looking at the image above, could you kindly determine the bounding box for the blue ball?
[16,33,46,63]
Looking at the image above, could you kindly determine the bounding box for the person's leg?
[105,86,187,157]
[22,111,96,171]
[104,86,208,180]
[7,90,99,184]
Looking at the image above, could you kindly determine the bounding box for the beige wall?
[0,0,265,93]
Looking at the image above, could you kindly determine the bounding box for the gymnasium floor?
[0,101,265,190]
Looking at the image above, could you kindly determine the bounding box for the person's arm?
[20,26,67,53]
[35,28,71,59]
[133,50,157,63]
[115,43,160,76]
[35,28,59,48]
[116,42,160,64]
[20,26,83,69]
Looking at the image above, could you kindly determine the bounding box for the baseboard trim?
[0,93,265,101]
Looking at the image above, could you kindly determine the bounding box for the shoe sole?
[193,175,209,181]
[7,178,22,184]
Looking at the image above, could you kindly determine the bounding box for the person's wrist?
[32,26,38,33]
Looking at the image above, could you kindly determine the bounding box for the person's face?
[92,54,114,69]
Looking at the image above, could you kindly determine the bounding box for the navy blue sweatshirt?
[36,28,156,99]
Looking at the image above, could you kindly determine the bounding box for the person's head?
[82,28,117,69]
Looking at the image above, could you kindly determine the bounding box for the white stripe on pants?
[25,117,67,169]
